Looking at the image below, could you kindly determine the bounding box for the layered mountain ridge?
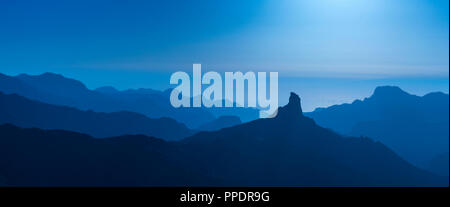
[0,72,259,128]
[306,86,449,174]
[0,91,193,140]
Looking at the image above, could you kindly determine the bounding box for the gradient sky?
[0,0,448,111]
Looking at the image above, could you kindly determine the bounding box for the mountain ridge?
[178,92,445,186]
[0,91,193,140]
[0,72,260,128]
[306,86,449,174]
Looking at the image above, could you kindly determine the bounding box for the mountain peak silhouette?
[275,92,303,119]
[16,72,89,92]
[179,91,446,186]
[371,86,410,99]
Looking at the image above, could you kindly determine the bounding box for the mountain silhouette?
[306,86,449,173]
[0,72,215,128]
[178,92,445,186]
[197,116,242,131]
[0,93,445,186]
[0,124,214,186]
[0,92,193,140]
[0,72,259,128]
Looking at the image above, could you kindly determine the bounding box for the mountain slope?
[0,92,192,140]
[177,93,445,186]
[306,86,449,171]
[0,124,212,186]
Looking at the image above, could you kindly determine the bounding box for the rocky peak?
[275,92,303,119]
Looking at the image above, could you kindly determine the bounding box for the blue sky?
[0,0,448,111]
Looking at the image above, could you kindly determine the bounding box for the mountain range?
[0,72,259,128]
[0,91,192,140]
[0,72,448,186]
[0,93,446,186]
[306,86,449,175]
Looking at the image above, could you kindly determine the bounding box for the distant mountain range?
[0,93,446,186]
[0,91,193,140]
[306,86,449,174]
[0,73,259,128]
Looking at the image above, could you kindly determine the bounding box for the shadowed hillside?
[0,92,193,140]
[0,124,214,186]
[306,86,449,174]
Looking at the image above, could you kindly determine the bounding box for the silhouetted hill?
[0,73,33,96]
[0,73,58,104]
[17,73,89,98]
[197,116,241,131]
[178,93,445,186]
[0,124,213,186]
[0,92,193,140]
[306,86,449,172]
